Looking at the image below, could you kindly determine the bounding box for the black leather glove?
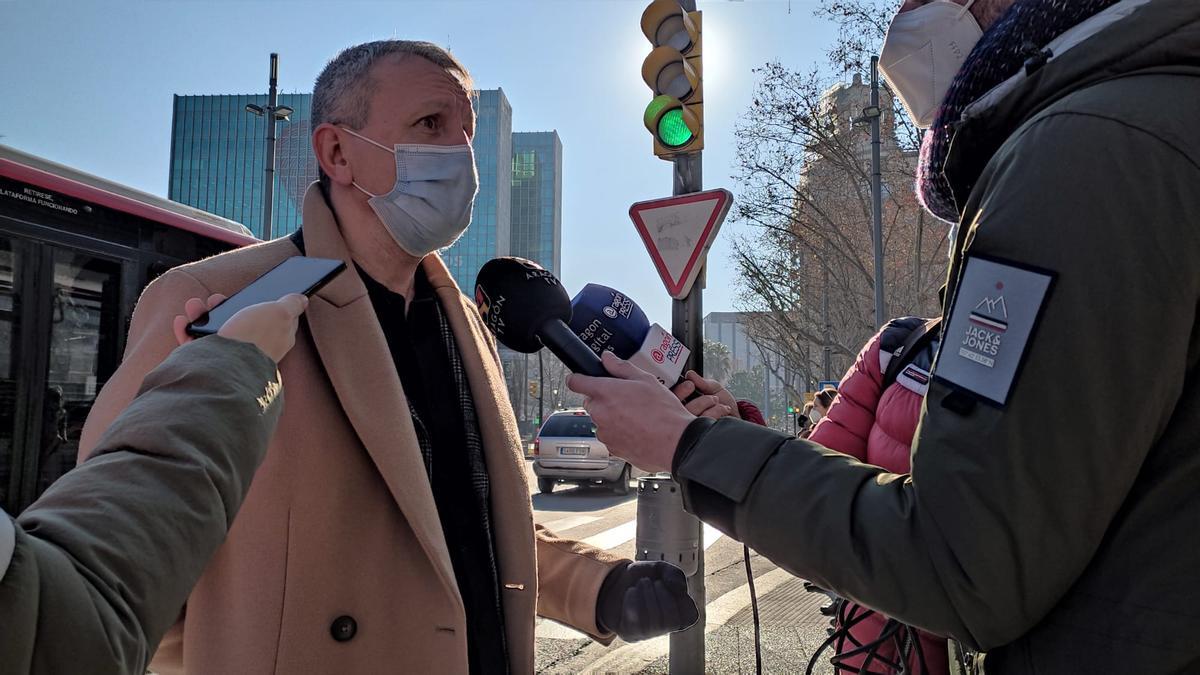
[596,560,700,642]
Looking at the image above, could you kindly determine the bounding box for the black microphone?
[474,257,607,377]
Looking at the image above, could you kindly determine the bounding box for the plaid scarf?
[917,0,1121,221]
[407,301,509,668]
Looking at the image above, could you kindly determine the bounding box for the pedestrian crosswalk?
[531,478,825,674]
[540,514,601,532]
[581,568,795,672]
[534,514,738,643]
[581,520,638,550]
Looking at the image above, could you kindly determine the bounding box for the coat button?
[330,615,357,642]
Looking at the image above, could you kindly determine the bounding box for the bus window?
[37,249,122,495]
[0,238,18,506]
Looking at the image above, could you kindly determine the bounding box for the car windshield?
[539,414,596,438]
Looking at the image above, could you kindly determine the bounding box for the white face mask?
[880,0,982,129]
[809,409,823,424]
[342,127,479,258]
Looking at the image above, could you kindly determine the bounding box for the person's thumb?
[601,350,657,383]
[277,293,309,318]
[686,370,719,394]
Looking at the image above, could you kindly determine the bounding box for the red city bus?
[0,144,257,513]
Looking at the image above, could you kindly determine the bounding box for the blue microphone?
[569,284,691,386]
[569,284,650,359]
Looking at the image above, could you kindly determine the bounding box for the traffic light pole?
[668,3,704,670]
[669,149,706,674]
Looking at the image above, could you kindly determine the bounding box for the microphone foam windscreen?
[568,284,650,359]
[475,257,571,353]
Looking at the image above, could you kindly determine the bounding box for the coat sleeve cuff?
[672,418,791,537]
[533,524,625,644]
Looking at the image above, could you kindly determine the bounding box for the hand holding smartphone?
[185,257,346,338]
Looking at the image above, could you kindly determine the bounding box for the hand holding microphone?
[569,283,689,386]
[673,371,739,420]
[472,258,733,438]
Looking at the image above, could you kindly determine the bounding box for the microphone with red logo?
[568,283,691,386]
[474,257,607,377]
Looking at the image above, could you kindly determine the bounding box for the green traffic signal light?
[644,94,701,153]
[644,95,671,129]
[658,109,694,147]
[787,406,795,414]
[640,2,704,159]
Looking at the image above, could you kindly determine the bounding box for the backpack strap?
[882,317,942,391]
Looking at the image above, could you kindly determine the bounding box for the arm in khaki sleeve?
[75,267,212,671]
[78,268,212,463]
[671,114,1200,651]
[534,524,625,644]
[0,336,283,675]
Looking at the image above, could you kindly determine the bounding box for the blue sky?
[1,0,836,323]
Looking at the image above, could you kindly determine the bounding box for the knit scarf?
[917,0,1121,222]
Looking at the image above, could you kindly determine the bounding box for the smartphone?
[186,256,346,337]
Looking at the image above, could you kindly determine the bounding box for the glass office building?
[169,94,316,238]
[510,132,562,277]
[443,89,512,293]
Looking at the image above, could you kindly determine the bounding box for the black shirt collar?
[292,226,435,311]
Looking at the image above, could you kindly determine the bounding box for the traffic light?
[529,381,540,398]
[640,0,704,159]
[787,404,796,414]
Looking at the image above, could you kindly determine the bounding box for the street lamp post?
[869,56,886,327]
[851,56,887,327]
[244,53,293,240]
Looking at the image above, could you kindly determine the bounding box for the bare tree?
[732,1,947,391]
[819,0,923,151]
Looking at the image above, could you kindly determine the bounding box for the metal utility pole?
[520,353,529,428]
[537,349,545,426]
[633,0,716,669]
[869,56,887,326]
[669,14,705,671]
[244,53,293,240]
[762,356,771,425]
[669,144,707,675]
[822,263,832,382]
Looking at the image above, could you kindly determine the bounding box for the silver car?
[532,410,641,495]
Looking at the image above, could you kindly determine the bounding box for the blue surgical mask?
[342,127,479,257]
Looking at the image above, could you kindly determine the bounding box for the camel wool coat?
[78,184,622,674]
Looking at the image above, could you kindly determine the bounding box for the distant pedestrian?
[798,402,815,439]
[811,388,836,424]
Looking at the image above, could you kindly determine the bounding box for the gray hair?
[312,40,472,186]
[313,40,471,129]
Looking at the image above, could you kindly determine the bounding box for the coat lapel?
[297,184,459,603]
[426,256,539,663]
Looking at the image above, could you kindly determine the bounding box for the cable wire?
[743,545,763,674]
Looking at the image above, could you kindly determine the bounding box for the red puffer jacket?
[809,317,947,675]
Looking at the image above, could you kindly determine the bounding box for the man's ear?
[313,123,353,188]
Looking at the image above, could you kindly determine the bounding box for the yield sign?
[629,188,733,300]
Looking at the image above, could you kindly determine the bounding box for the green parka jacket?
[673,1,1200,672]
